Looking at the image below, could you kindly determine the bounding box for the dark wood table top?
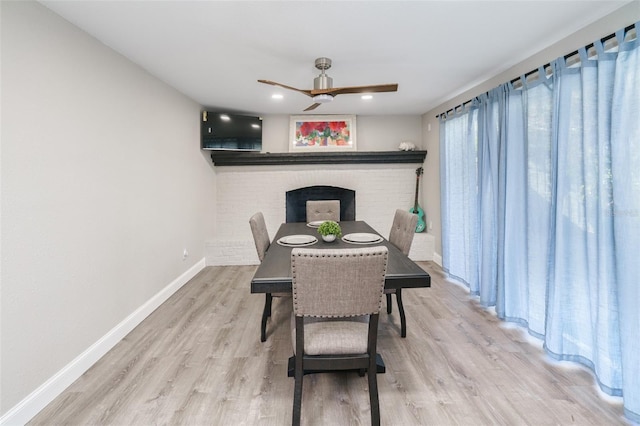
[251,221,431,294]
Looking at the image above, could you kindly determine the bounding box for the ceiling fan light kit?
[258,57,398,111]
[312,94,333,103]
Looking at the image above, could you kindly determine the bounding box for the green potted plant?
[317,220,342,242]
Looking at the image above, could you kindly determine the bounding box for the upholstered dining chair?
[386,209,418,337]
[249,212,289,342]
[290,246,388,426]
[306,200,340,222]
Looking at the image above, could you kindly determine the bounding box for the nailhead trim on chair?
[291,248,387,317]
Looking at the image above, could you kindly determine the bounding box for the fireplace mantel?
[209,150,427,166]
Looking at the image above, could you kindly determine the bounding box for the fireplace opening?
[286,186,356,223]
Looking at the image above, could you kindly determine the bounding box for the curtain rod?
[436,23,636,119]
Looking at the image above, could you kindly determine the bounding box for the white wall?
[421,2,640,257]
[206,164,434,265]
[0,1,216,420]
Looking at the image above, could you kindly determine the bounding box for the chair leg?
[368,366,380,426]
[386,293,392,314]
[260,293,273,342]
[293,362,303,426]
[293,316,304,426]
[396,289,407,338]
[367,315,380,426]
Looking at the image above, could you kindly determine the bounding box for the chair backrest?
[389,209,418,255]
[291,247,388,317]
[249,212,270,262]
[306,200,340,223]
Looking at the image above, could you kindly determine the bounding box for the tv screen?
[201,111,262,151]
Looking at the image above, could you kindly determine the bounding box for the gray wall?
[261,114,423,152]
[1,1,216,416]
[422,2,640,256]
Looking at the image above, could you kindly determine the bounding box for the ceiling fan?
[258,57,398,111]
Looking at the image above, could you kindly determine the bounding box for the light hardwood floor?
[29,262,628,425]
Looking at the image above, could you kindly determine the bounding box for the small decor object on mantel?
[398,141,416,151]
[317,220,342,243]
[289,115,356,152]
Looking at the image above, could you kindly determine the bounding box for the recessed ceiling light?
[272,94,283,99]
[361,95,373,100]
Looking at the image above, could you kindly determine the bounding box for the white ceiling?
[40,1,631,116]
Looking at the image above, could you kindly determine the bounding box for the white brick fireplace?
[205,163,434,265]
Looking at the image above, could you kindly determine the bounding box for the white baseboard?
[0,258,206,426]
[433,252,443,267]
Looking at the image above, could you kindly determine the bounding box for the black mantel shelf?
[210,150,427,166]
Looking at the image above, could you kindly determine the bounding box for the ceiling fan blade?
[257,79,312,97]
[304,103,321,111]
[311,83,398,96]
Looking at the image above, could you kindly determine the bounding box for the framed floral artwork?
[289,115,356,152]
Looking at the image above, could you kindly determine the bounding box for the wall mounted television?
[201,111,262,151]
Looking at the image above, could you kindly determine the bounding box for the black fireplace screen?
[286,186,356,223]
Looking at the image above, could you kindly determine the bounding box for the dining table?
[250,220,431,376]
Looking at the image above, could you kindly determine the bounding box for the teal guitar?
[409,167,426,233]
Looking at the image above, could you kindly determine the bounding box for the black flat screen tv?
[201,111,262,151]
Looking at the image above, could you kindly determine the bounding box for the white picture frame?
[289,115,357,152]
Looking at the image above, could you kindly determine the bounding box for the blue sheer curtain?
[440,107,480,293]
[502,74,555,337]
[608,28,640,421]
[439,23,639,422]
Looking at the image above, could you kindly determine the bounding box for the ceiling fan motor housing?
[314,74,333,90]
[314,57,333,90]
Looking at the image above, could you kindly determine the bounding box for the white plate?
[277,234,318,247]
[306,220,328,228]
[342,233,384,244]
